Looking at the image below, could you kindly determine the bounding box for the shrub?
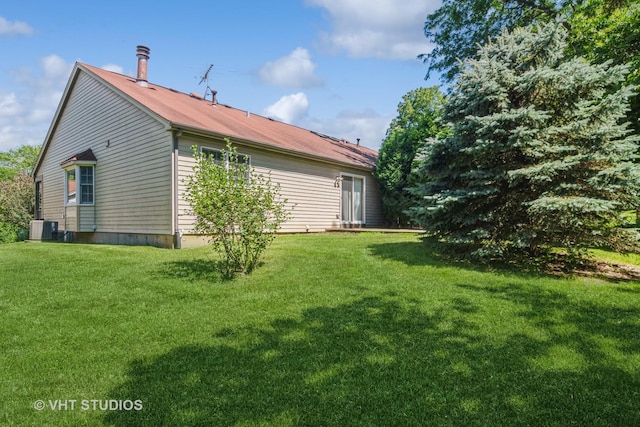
[184,141,292,277]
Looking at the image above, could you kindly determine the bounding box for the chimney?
[211,89,218,105]
[136,45,150,87]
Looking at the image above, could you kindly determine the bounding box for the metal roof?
[80,63,378,170]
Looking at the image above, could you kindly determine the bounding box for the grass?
[1,233,639,426]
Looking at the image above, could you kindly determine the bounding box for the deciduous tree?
[0,174,34,243]
[421,0,572,82]
[374,87,446,227]
[569,0,640,133]
[422,0,640,131]
[0,145,40,243]
[0,145,40,181]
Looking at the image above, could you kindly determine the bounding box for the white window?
[65,165,94,206]
[341,173,365,224]
[201,147,224,165]
[201,146,251,180]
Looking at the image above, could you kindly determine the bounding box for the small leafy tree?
[184,141,292,277]
[408,22,640,262]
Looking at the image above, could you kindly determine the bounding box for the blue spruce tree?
[408,21,640,261]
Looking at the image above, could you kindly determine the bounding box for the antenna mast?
[198,64,216,103]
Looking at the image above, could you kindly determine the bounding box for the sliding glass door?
[341,174,364,224]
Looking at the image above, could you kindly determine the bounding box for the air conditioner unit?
[29,220,59,241]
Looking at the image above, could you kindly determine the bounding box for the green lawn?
[1,233,639,426]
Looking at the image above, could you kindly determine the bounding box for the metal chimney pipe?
[136,45,150,87]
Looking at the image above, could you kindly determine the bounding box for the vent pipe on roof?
[136,45,150,87]
[211,89,218,105]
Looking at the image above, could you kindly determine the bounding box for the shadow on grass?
[367,236,527,275]
[368,237,640,283]
[104,292,640,426]
[155,259,226,283]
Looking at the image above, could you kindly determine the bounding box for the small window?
[65,165,94,205]
[200,146,251,180]
[79,166,94,204]
[35,178,43,220]
[233,153,251,181]
[66,169,76,204]
[201,147,224,165]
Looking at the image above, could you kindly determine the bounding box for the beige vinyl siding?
[176,136,383,233]
[36,71,173,235]
[64,206,78,232]
[364,174,383,227]
[78,206,96,232]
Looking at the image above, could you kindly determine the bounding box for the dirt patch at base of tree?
[546,257,640,282]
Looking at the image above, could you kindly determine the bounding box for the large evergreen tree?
[408,22,640,260]
[374,87,446,227]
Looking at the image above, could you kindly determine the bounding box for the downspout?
[172,129,182,249]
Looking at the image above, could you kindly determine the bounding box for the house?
[31,46,383,248]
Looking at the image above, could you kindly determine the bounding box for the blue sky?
[0,0,442,152]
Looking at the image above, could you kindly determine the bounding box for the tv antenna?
[198,64,216,103]
[199,64,213,85]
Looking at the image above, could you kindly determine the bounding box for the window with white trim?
[201,146,251,180]
[65,165,94,205]
[201,147,224,165]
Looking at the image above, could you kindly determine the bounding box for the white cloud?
[258,48,323,89]
[263,92,392,150]
[0,55,73,151]
[41,55,73,81]
[263,92,310,123]
[305,0,440,60]
[0,16,34,36]
[102,64,124,74]
[301,109,392,150]
[0,93,23,117]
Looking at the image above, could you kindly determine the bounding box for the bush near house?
[183,141,291,277]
